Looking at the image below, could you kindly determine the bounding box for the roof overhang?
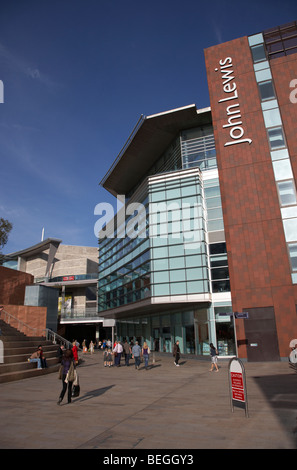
[100,104,212,197]
[97,295,211,321]
[4,238,62,259]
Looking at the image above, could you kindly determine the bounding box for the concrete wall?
[24,285,58,332]
[24,244,98,280]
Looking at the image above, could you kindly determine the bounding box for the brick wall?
[205,37,297,359]
[2,304,47,336]
[0,266,34,305]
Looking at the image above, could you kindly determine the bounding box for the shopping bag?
[72,384,80,397]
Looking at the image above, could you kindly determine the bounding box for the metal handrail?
[44,329,73,350]
[0,308,73,350]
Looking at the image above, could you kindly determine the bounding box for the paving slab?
[0,351,296,451]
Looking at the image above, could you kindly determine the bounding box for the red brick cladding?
[2,304,47,336]
[205,37,296,358]
[0,266,34,305]
[0,266,47,336]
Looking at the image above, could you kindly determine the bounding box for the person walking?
[123,339,132,366]
[72,340,79,365]
[141,342,150,369]
[209,343,219,372]
[132,341,142,369]
[57,349,76,405]
[173,340,181,366]
[113,340,123,367]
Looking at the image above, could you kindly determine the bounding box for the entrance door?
[244,307,280,362]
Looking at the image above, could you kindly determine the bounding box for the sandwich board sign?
[228,357,249,417]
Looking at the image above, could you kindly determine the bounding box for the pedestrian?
[113,340,123,366]
[72,340,79,365]
[38,345,47,368]
[57,349,76,405]
[82,339,88,354]
[89,340,94,354]
[209,343,219,372]
[141,342,150,369]
[103,348,113,367]
[173,340,181,366]
[132,341,142,369]
[123,339,132,366]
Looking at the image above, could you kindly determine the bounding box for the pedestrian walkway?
[0,350,296,449]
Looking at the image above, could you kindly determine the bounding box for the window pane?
[251,44,267,62]
[258,80,275,101]
[206,196,221,209]
[263,108,282,128]
[272,159,293,181]
[207,207,223,220]
[170,282,187,295]
[170,269,186,282]
[209,243,227,255]
[267,41,284,53]
[277,181,297,206]
[268,127,285,149]
[283,218,297,242]
[248,33,264,46]
[153,271,170,283]
[255,68,272,82]
[208,219,224,231]
[284,37,297,49]
[289,244,297,271]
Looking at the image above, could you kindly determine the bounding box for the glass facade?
[98,122,234,355]
[149,169,209,297]
[263,21,297,60]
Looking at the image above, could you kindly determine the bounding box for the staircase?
[0,319,61,384]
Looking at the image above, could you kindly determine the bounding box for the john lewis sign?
[215,57,252,147]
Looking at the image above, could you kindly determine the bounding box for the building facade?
[205,20,297,361]
[97,21,297,361]
[98,106,235,357]
[3,239,100,340]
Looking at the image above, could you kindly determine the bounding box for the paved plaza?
[0,350,297,451]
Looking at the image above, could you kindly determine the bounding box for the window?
[283,218,297,242]
[251,44,267,62]
[277,180,297,206]
[258,80,275,101]
[263,108,282,128]
[289,244,297,271]
[263,21,297,60]
[209,243,230,293]
[267,127,285,150]
[272,159,293,181]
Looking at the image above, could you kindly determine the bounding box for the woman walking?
[57,349,76,405]
[209,343,219,372]
[141,342,150,370]
[173,340,181,366]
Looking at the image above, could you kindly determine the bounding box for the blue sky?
[1,0,297,253]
